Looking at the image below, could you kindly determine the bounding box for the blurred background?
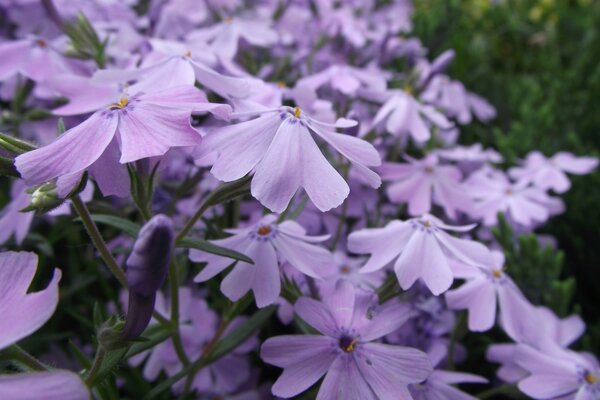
[413,0,600,351]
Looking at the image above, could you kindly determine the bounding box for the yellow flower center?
[257,226,271,236]
[276,81,286,88]
[185,50,192,57]
[585,372,598,384]
[422,219,432,228]
[294,106,301,118]
[109,97,129,110]
[492,269,503,278]
[36,39,47,48]
[340,265,351,274]
[341,338,358,353]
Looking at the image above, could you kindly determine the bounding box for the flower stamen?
[257,225,271,236]
[294,106,301,118]
[109,97,129,110]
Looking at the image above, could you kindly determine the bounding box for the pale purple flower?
[292,64,387,107]
[445,250,533,334]
[196,106,381,212]
[320,251,385,291]
[189,215,333,307]
[16,85,229,193]
[515,344,600,400]
[509,151,598,193]
[380,153,474,219]
[371,89,453,143]
[348,214,492,295]
[464,167,555,227]
[0,36,72,82]
[261,280,432,399]
[187,16,278,62]
[436,144,503,165]
[0,180,34,245]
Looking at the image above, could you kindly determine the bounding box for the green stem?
[84,347,106,387]
[3,345,48,371]
[71,195,128,288]
[169,259,190,366]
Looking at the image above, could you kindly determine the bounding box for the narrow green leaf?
[86,214,141,237]
[177,237,253,264]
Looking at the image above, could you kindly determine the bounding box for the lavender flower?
[261,281,432,399]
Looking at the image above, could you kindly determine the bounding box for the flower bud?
[121,214,174,340]
[126,214,174,297]
[21,182,65,214]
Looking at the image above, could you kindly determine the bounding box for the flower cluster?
[0,0,597,399]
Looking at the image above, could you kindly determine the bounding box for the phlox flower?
[509,151,598,193]
[261,280,432,399]
[445,250,533,334]
[464,167,556,227]
[371,89,452,143]
[486,306,586,384]
[196,106,381,212]
[0,251,88,400]
[16,85,230,196]
[515,344,600,400]
[189,215,333,307]
[380,153,474,219]
[0,36,72,83]
[348,214,491,295]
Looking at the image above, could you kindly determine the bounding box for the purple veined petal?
[308,116,359,130]
[190,59,261,99]
[407,105,431,142]
[269,348,337,398]
[47,74,120,116]
[128,56,196,93]
[298,123,350,212]
[557,314,586,347]
[553,152,599,174]
[260,335,336,368]
[191,234,254,282]
[575,387,598,400]
[433,180,475,220]
[356,343,432,396]
[202,114,280,182]
[88,138,130,197]
[137,85,206,111]
[386,173,431,216]
[0,183,34,245]
[278,220,330,242]
[348,220,412,273]
[394,231,452,295]
[56,171,85,199]
[424,379,479,400]
[0,39,29,80]
[445,278,497,331]
[378,162,415,180]
[358,300,413,341]
[387,95,414,137]
[497,283,538,342]
[0,370,89,400]
[508,196,549,226]
[295,297,338,337]
[431,370,488,385]
[248,240,280,308]
[330,70,361,95]
[117,102,201,163]
[371,95,398,129]
[435,231,493,268]
[351,162,382,189]
[317,355,378,400]
[15,111,119,186]
[0,252,61,350]
[271,233,332,279]
[307,122,381,167]
[518,374,580,399]
[251,119,304,213]
[420,104,453,129]
[220,239,279,306]
[323,280,356,329]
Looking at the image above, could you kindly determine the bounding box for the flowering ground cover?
[0,1,599,399]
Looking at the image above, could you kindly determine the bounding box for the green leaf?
[87,214,141,237]
[0,132,36,154]
[125,324,172,359]
[177,237,254,264]
[0,156,19,178]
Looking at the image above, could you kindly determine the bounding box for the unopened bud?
[121,215,174,340]
[21,182,65,214]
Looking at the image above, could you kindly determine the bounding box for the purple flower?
[445,250,533,334]
[371,89,452,143]
[509,151,598,193]
[197,106,381,212]
[463,167,556,227]
[348,214,492,295]
[380,154,474,219]
[515,344,600,400]
[189,215,333,307]
[261,281,432,399]
[0,36,72,83]
[16,85,229,192]
[0,180,34,245]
